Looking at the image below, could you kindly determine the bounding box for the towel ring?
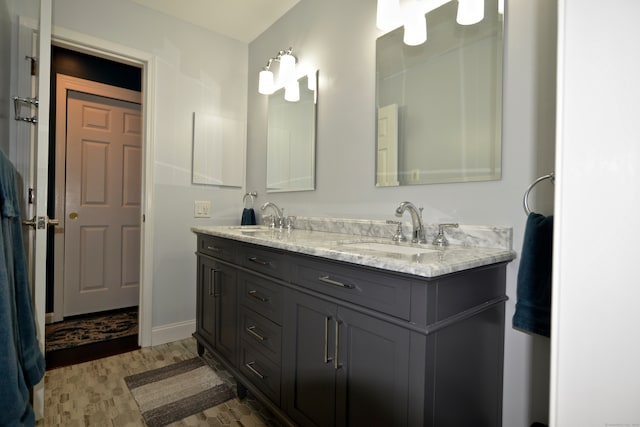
[523,173,554,215]
[243,191,257,209]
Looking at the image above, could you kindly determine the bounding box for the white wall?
[551,0,640,425]
[248,0,557,425]
[0,0,11,156]
[51,0,248,330]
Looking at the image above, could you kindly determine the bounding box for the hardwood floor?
[37,338,278,426]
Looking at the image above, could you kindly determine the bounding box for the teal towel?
[241,208,256,226]
[513,213,554,337]
[1,149,46,426]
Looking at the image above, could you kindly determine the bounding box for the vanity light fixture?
[456,0,484,25]
[376,0,402,31]
[403,2,427,45]
[258,59,275,95]
[257,47,300,102]
[284,80,300,102]
[376,0,489,46]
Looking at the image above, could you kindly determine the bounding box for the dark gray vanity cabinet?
[194,232,509,427]
[283,289,411,427]
[195,238,238,364]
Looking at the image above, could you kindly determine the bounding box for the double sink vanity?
[192,216,515,427]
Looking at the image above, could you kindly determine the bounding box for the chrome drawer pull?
[245,361,265,379]
[246,325,265,341]
[324,316,332,364]
[248,290,269,302]
[318,276,354,289]
[334,320,341,370]
[206,245,221,252]
[248,256,271,266]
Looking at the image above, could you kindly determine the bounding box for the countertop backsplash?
[288,216,513,251]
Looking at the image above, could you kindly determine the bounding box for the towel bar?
[523,173,554,215]
[243,191,257,208]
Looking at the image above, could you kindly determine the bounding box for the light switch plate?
[194,200,211,218]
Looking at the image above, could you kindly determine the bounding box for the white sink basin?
[340,242,439,256]
[227,225,267,230]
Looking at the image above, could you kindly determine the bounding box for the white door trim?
[51,27,156,347]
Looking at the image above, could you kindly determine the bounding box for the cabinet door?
[213,261,238,364]
[283,290,337,427]
[335,308,411,427]
[197,256,217,347]
[196,256,237,364]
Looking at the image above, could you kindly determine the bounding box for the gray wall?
[247,0,557,425]
[0,0,10,156]
[51,0,249,332]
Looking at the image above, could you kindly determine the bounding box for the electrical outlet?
[194,200,211,218]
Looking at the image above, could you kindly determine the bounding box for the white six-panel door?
[63,90,142,316]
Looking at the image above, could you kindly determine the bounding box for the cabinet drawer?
[239,342,281,405]
[239,272,283,324]
[292,256,412,320]
[239,306,282,364]
[198,235,236,262]
[239,244,287,280]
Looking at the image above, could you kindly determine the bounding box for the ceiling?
[130,0,300,43]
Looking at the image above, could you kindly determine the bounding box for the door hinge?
[26,55,37,76]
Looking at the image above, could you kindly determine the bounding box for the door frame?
[51,27,156,347]
[53,75,142,321]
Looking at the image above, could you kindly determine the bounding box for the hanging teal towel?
[241,208,256,225]
[513,212,554,337]
[0,149,46,426]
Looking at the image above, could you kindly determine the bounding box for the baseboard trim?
[151,319,196,346]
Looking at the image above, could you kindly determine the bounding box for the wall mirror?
[376,0,503,186]
[266,72,317,192]
[192,112,245,187]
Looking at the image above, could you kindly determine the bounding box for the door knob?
[69,212,78,220]
[22,216,60,229]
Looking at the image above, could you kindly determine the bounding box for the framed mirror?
[376,0,503,186]
[266,72,318,193]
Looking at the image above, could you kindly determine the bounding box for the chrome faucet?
[261,202,284,228]
[395,201,427,244]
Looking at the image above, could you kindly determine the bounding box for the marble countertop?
[191,224,516,279]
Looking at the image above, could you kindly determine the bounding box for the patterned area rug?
[124,357,235,427]
[45,307,138,352]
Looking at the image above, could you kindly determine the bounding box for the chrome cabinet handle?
[246,325,265,341]
[212,269,221,297]
[248,256,271,266]
[245,361,265,379]
[247,290,269,303]
[324,317,332,364]
[334,320,341,370]
[318,276,354,289]
[206,245,221,252]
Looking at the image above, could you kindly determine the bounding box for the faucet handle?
[386,220,407,242]
[432,223,459,247]
[286,216,296,231]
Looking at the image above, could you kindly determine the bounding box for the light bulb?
[284,80,300,102]
[258,69,274,95]
[403,7,427,46]
[376,0,402,31]
[279,52,296,86]
[457,0,484,25]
